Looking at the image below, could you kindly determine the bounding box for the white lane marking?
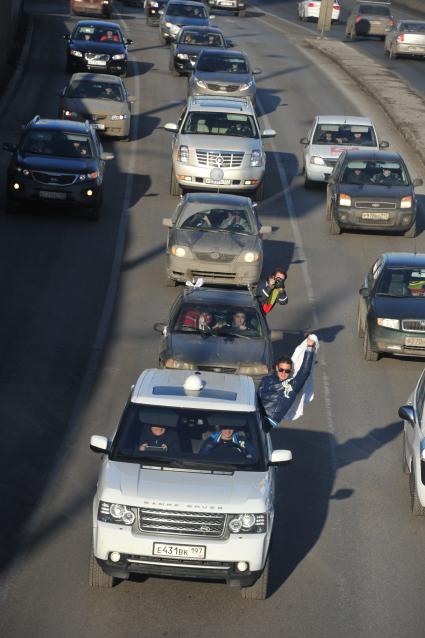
[5,5,141,558]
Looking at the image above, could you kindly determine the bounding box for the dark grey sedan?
[154,286,279,383]
[163,193,271,286]
[326,150,422,236]
[159,1,212,43]
[358,252,425,361]
[58,73,134,138]
[169,25,229,75]
[188,49,258,103]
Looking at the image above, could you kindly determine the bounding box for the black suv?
[65,20,132,77]
[3,116,114,220]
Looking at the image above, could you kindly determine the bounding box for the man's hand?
[306,335,317,348]
[139,443,147,451]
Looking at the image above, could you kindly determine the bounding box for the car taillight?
[397,33,404,43]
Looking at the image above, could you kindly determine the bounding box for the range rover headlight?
[376,318,400,330]
[228,513,266,534]
[15,166,30,176]
[98,501,135,525]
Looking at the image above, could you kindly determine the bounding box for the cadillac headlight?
[177,145,189,162]
[250,150,262,167]
[310,156,325,165]
[98,501,135,525]
[228,513,266,534]
[377,318,400,330]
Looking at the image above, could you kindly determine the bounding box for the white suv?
[300,115,388,187]
[164,96,276,201]
[89,369,292,599]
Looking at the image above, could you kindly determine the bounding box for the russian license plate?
[153,542,206,560]
[405,336,425,347]
[205,179,231,185]
[361,211,389,220]
[93,123,105,130]
[89,59,107,66]
[220,1,235,5]
[39,190,66,200]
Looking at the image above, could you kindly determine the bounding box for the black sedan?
[2,116,114,220]
[358,252,425,361]
[169,25,229,75]
[326,150,422,237]
[65,20,133,77]
[154,287,279,384]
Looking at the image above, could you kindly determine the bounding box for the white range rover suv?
[89,369,292,599]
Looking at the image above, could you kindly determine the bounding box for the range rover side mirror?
[398,405,415,426]
[90,435,110,453]
[413,178,423,188]
[63,33,70,40]
[57,88,65,97]
[162,218,173,227]
[269,450,292,466]
[359,287,369,297]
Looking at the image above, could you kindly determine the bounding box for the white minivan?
[89,369,292,599]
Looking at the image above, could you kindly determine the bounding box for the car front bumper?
[173,160,264,192]
[334,206,415,231]
[7,175,102,207]
[369,324,425,357]
[394,42,425,57]
[67,56,127,76]
[166,254,261,286]
[93,522,269,584]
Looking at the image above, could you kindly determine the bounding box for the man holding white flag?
[257,334,318,428]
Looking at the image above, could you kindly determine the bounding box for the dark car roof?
[184,192,252,207]
[182,287,257,307]
[342,150,402,162]
[179,25,223,33]
[74,19,122,29]
[27,118,92,133]
[382,252,425,268]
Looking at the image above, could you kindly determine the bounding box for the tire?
[89,546,115,588]
[402,429,410,475]
[410,467,425,515]
[329,210,341,235]
[170,167,182,196]
[404,221,416,238]
[363,329,379,361]
[357,304,364,338]
[241,553,270,600]
[253,181,264,202]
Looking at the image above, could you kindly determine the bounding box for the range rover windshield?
[111,404,265,471]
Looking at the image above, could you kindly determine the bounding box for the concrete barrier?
[394,0,425,15]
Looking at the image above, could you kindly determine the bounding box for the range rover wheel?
[410,468,425,515]
[240,553,270,600]
[89,545,115,588]
[363,329,379,361]
[170,167,182,196]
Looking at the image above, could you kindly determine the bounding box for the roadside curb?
[304,37,425,171]
[0,13,34,120]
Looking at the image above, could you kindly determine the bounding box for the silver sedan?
[58,73,135,139]
[384,20,425,59]
[162,192,272,286]
[188,49,259,104]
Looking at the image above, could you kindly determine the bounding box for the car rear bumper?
[335,206,415,231]
[394,42,425,56]
[166,255,261,285]
[370,325,425,357]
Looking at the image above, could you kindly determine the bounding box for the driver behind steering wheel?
[138,424,179,452]
[219,210,250,232]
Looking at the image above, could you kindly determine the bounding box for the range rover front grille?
[139,508,226,537]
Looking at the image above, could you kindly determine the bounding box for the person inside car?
[199,427,254,458]
[345,167,366,185]
[372,167,402,185]
[138,424,179,452]
[219,210,250,232]
[99,29,120,42]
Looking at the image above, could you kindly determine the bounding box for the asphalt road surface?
[257,0,425,98]
[0,0,425,636]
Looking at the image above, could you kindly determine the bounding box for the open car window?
[111,405,264,471]
[177,206,255,234]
